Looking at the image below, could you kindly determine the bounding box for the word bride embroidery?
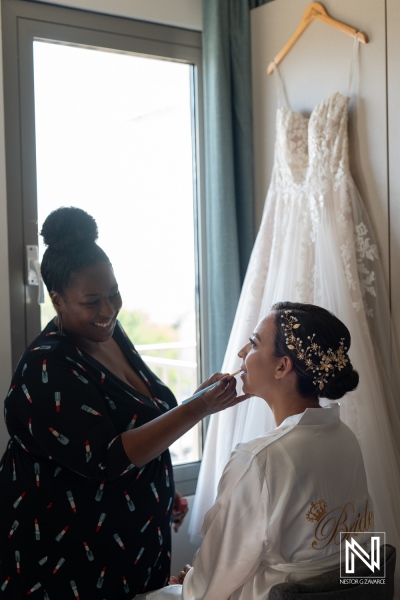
[306,498,374,550]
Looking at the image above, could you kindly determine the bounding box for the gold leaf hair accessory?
[281,310,349,390]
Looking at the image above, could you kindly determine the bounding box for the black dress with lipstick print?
[0,320,176,600]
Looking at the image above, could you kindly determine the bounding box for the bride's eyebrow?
[252,332,261,341]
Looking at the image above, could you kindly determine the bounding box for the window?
[2,0,206,487]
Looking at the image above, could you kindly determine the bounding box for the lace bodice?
[273,92,350,192]
[256,91,377,312]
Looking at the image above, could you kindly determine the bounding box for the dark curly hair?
[271,302,359,400]
[40,207,110,295]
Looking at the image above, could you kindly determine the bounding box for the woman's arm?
[121,373,247,467]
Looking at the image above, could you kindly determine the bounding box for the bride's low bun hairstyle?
[271,302,359,400]
[40,206,110,294]
[323,368,359,400]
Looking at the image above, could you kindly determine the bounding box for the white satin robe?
[138,404,373,600]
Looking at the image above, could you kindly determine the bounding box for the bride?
[138,303,373,600]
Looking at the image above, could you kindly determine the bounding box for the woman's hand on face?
[193,373,253,416]
[192,372,227,395]
[195,373,238,415]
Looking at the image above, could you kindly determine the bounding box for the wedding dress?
[190,41,400,558]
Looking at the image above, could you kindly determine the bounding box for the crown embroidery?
[306,499,328,522]
[281,311,349,390]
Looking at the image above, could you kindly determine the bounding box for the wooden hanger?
[267,2,368,75]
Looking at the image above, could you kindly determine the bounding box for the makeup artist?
[0,207,250,600]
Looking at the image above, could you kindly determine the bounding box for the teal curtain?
[203,0,270,373]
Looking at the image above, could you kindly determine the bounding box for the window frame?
[2,0,207,489]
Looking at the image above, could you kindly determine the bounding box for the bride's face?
[238,314,281,398]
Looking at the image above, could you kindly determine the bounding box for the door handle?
[26,245,45,304]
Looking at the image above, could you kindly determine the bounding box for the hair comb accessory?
[281,310,349,390]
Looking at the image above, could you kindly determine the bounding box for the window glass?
[34,41,200,464]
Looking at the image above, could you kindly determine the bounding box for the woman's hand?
[192,372,225,395]
[172,490,189,532]
[121,374,252,468]
[192,373,251,417]
[169,564,192,585]
[191,373,236,416]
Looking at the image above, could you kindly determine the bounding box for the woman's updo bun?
[271,302,359,401]
[323,367,359,400]
[41,206,98,252]
[40,207,110,295]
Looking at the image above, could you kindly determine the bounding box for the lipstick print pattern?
[22,384,32,404]
[113,532,125,550]
[13,491,26,509]
[34,463,40,487]
[34,519,40,541]
[71,369,89,384]
[81,404,102,417]
[42,360,48,384]
[126,414,137,430]
[85,439,92,463]
[95,481,105,502]
[52,557,65,574]
[0,319,177,598]
[49,427,69,445]
[97,566,106,589]
[67,491,77,513]
[55,525,69,542]
[124,490,135,512]
[15,550,21,574]
[83,541,94,562]
[8,520,19,539]
[0,577,10,592]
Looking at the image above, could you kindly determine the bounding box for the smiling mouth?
[93,320,115,329]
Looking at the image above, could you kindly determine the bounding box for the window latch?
[26,245,45,304]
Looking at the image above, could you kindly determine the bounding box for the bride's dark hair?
[271,302,359,400]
